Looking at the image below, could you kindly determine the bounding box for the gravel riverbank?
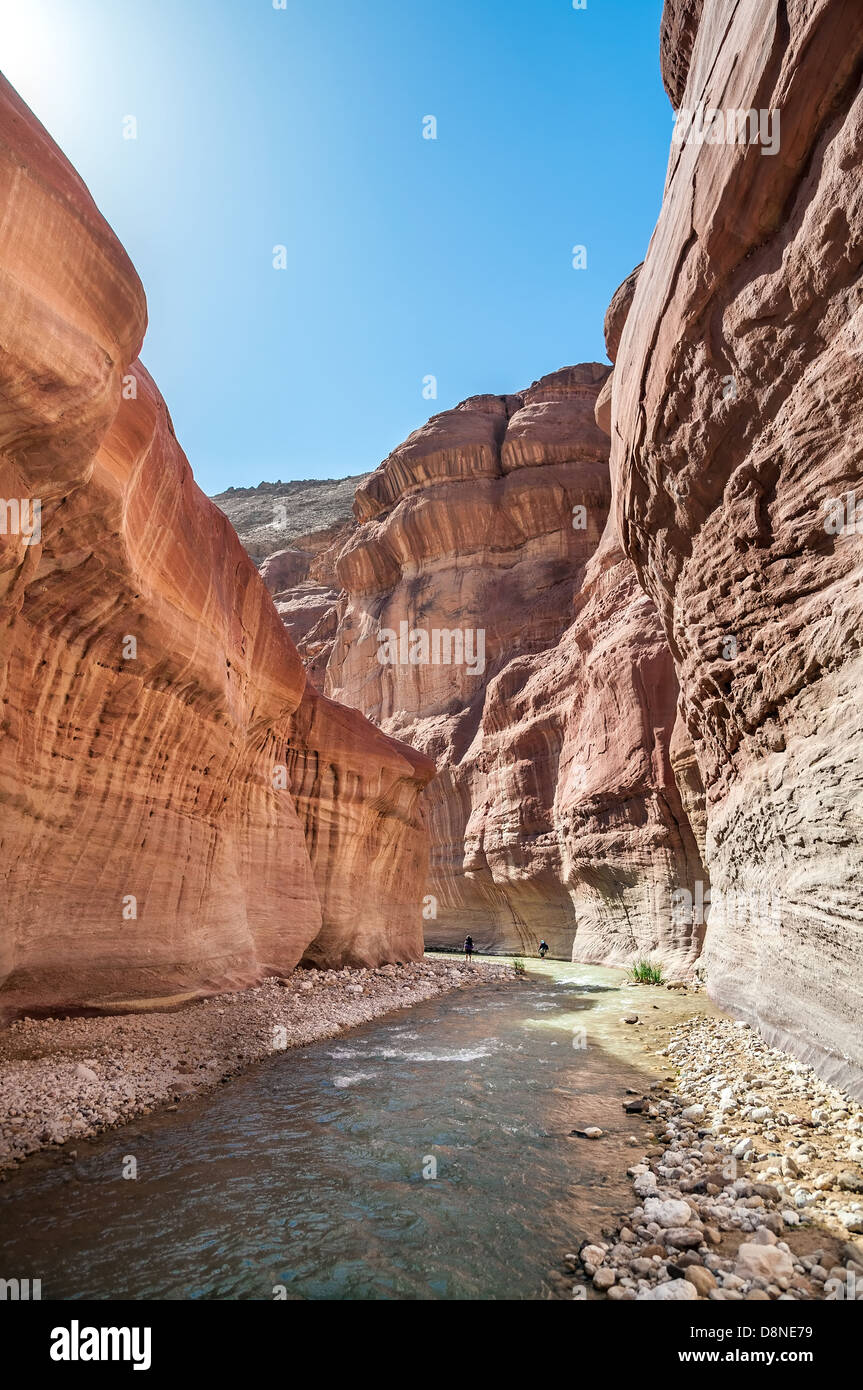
[0,957,511,1175]
[567,1005,863,1301]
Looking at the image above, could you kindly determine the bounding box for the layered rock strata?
[0,76,432,1017]
[323,364,706,968]
[611,0,863,1088]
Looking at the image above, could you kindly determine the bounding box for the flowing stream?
[0,959,665,1300]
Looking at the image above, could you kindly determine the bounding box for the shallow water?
[0,959,662,1300]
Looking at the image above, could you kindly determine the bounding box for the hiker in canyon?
[539,940,549,959]
[463,935,474,963]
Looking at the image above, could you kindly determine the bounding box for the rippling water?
[0,959,660,1300]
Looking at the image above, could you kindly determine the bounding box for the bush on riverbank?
[630,958,664,985]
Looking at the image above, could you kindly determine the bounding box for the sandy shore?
[0,956,511,1175]
[562,989,863,1301]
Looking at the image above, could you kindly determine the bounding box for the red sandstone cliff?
[610,0,863,1090]
[0,75,433,1016]
[320,364,705,969]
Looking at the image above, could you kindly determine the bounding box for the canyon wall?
[0,76,432,1017]
[323,364,706,970]
[214,482,361,669]
[610,0,863,1090]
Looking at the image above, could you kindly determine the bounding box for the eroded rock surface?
[612,0,863,1089]
[320,364,705,968]
[0,76,431,1016]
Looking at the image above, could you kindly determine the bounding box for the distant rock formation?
[217,489,362,682]
[0,75,432,1017]
[259,549,314,594]
[318,364,706,970]
[212,476,367,561]
[611,0,863,1091]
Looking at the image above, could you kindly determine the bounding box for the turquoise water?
[0,960,659,1300]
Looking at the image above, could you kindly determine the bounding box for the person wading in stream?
[463,935,474,963]
[538,940,549,958]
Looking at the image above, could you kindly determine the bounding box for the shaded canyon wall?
[610,0,863,1090]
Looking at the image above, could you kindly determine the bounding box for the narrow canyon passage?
[0,962,670,1300]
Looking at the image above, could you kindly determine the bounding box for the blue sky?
[1,0,669,494]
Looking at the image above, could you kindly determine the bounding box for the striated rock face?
[603,263,644,365]
[659,0,704,107]
[424,520,705,971]
[256,529,355,681]
[274,581,343,662]
[612,0,863,1090]
[331,366,611,722]
[0,76,432,1016]
[285,682,433,968]
[259,548,343,660]
[323,363,706,969]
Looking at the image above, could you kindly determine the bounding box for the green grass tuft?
[630,958,664,985]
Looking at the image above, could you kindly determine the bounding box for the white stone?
[633,1172,658,1198]
[580,1244,606,1267]
[643,1196,692,1229]
[637,1280,699,1300]
[735,1244,794,1280]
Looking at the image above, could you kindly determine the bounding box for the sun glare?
[0,0,80,117]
